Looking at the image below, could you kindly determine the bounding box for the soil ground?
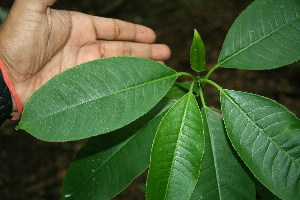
[1,0,300,199]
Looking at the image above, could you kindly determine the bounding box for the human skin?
[0,0,171,114]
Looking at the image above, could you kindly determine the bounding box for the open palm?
[0,0,170,109]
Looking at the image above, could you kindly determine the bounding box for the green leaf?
[164,81,198,100]
[254,178,280,200]
[146,92,204,200]
[164,83,189,100]
[17,57,178,142]
[218,0,300,70]
[221,89,300,200]
[190,29,206,72]
[62,99,175,200]
[191,107,255,200]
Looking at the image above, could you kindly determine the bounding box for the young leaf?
[17,57,178,142]
[146,92,204,200]
[62,99,176,200]
[190,29,206,72]
[221,89,300,200]
[218,0,300,70]
[191,107,255,200]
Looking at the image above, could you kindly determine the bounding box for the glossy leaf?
[218,0,300,69]
[62,99,176,200]
[221,89,300,200]
[190,29,206,72]
[17,57,178,142]
[146,92,204,200]
[191,107,255,200]
[164,81,197,100]
[164,83,189,100]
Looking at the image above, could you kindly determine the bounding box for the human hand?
[0,0,171,114]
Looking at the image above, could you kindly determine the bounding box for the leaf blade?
[146,92,204,200]
[191,107,255,200]
[218,0,300,69]
[190,29,206,72]
[221,89,300,200]
[62,99,176,200]
[18,57,178,142]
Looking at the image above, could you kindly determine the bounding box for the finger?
[98,41,171,60]
[76,42,171,65]
[91,16,157,43]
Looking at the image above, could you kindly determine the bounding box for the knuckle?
[113,19,122,40]
[123,42,133,56]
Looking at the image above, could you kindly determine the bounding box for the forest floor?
[1,0,300,199]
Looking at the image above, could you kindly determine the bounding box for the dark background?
[0,0,300,199]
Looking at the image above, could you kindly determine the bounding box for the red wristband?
[0,60,23,120]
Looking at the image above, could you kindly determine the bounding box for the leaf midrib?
[21,73,178,127]
[164,92,192,199]
[218,15,300,66]
[202,107,222,199]
[221,90,300,168]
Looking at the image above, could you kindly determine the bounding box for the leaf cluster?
[17,0,300,199]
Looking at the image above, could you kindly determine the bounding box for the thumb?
[12,0,58,14]
[5,0,58,29]
[3,0,46,33]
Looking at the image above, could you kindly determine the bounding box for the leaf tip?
[190,29,206,73]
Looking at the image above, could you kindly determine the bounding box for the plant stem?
[179,72,196,80]
[195,76,206,107]
[199,86,206,107]
[210,107,222,114]
[201,79,222,91]
[204,64,219,80]
[189,80,197,93]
